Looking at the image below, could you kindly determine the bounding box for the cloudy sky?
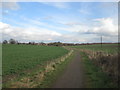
[0,1,118,43]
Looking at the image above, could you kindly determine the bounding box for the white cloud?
[90,18,118,36]
[0,22,91,43]
[54,18,118,42]
[0,1,19,15]
[0,22,62,41]
[60,34,87,43]
[59,25,88,33]
[41,2,69,9]
[59,18,118,36]
[0,2,19,10]
[0,1,19,10]
[0,17,118,43]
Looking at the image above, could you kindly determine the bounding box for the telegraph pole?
[101,35,102,48]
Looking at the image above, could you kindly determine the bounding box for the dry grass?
[80,49,118,83]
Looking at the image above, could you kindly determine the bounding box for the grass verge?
[80,51,118,88]
[38,51,75,88]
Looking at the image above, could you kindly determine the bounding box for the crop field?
[70,44,118,54]
[2,44,68,76]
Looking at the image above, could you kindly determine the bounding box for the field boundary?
[80,51,118,88]
[80,49,118,83]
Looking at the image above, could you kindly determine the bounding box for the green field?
[2,44,68,76]
[70,44,118,54]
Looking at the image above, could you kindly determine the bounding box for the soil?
[52,51,85,88]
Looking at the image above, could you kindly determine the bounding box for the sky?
[0,1,118,43]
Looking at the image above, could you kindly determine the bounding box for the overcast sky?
[0,1,118,43]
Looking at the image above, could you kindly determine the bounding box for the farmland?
[2,44,69,76]
[2,43,119,88]
[70,44,118,54]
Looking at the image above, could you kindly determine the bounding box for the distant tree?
[9,39,16,44]
[32,42,35,45]
[28,41,35,45]
[3,40,8,44]
[16,40,19,44]
[58,41,61,43]
[28,42,32,44]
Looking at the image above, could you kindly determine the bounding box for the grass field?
[2,44,68,76]
[70,44,118,54]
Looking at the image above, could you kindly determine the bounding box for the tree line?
[2,39,78,46]
[2,38,117,46]
[2,39,63,46]
[3,39,18,44]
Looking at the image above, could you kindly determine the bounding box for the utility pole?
[101,35,102,48]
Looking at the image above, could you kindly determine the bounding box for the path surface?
[52,51,85,88]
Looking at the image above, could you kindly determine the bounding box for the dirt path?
[52,51,85,88]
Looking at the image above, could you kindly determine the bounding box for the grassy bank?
[80,51,118,88]
[38,50,75,88]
